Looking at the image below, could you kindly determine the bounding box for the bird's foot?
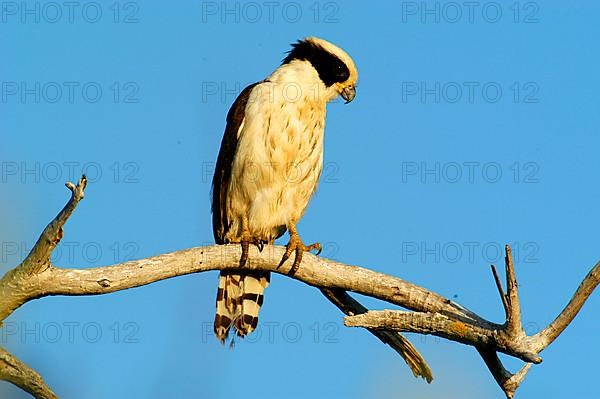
[239,230,253,267]
[239,240,250,268]
[278,233,322,276]
[239,234,267,267]
[254,239,266,252]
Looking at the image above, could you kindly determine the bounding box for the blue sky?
[1,1,598,398]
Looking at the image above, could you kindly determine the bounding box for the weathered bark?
[1,177,597,399]
[0,347,58,399]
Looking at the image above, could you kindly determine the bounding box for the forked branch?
[0,177,597,399]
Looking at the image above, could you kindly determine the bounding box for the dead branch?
[0,177,597,399]
[0,347,58,399]
[320,288,433,382]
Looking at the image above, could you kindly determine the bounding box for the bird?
[211,37,358,344]
[210,37,433,382]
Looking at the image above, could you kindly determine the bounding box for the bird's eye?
[334,63,349,81]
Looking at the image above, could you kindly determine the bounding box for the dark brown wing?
[211,82,261,243]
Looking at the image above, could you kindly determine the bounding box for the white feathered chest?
[225,79,327,242]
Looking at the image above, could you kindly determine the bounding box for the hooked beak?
[341,85,356,104]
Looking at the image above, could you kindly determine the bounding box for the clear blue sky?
[1,1,598,398]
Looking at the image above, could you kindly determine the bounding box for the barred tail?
[214,271,270,344]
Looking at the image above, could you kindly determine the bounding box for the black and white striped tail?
[214,271,270,344]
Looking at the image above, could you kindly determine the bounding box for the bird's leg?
[239,216,252,267]
[278,221,322,276]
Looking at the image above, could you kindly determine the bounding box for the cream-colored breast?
[226,81,326,241]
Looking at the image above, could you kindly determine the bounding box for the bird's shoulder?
[226,80,269,125]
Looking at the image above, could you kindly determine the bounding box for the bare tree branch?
[0,176,88,321]
[531,260,600,352]
[0,244,497,326]
[343,253,599,397]
[491,265,510,320]
[504,246,525,338]
[23,176,87,276]
[0,177,598,398]
[320,288,433,382]
[344,310,541,363]
[477,347,532,399]
[0,347,58,399]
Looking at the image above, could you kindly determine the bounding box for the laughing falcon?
[211,37,357,342]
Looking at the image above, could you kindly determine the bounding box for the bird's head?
[281,37,358,104]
